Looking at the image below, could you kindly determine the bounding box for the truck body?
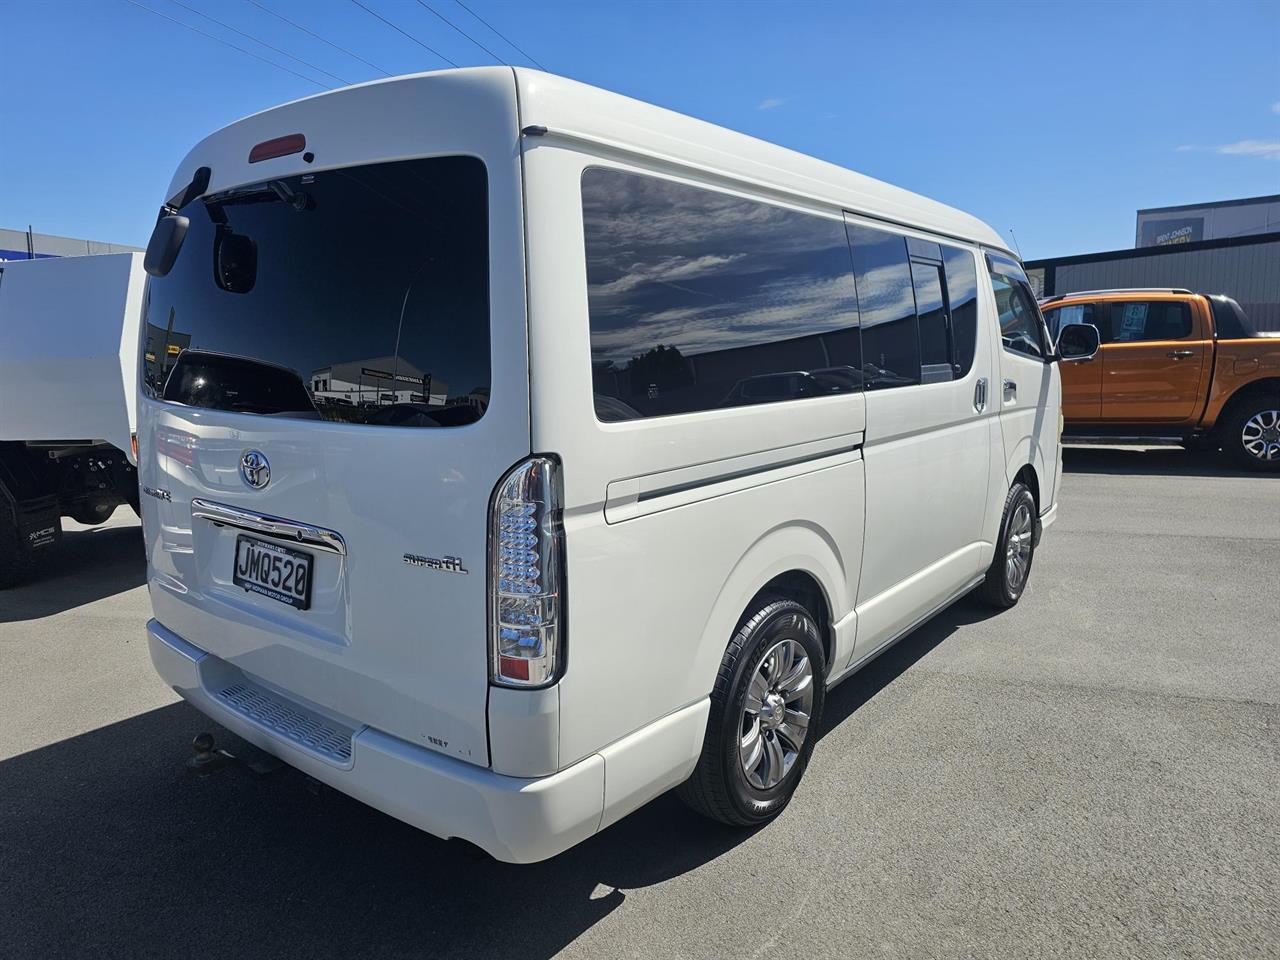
[1042,289,1280,468]
[0,253,143,584]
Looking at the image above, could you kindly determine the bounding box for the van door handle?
[1167,350,1195,359]
[1003,379,1017,403]
[973,377,988,413]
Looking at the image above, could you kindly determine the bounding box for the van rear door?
[137,73,528,767]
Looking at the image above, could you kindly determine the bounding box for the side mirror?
[213,226,257,294]
[143,214,189,277]
[1057,322,1100,361]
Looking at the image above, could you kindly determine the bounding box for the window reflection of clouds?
[583,170,858,366]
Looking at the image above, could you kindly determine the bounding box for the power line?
[348,0,458,68]
[247,0,392,78]
[120,0,330,89]
[415,1,505,65]
[165,0,352,85]
[453,0,545,71]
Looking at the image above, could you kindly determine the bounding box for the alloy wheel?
[1241,409,1280,462]
[739,638,814,790]
[1005,501,1034,593]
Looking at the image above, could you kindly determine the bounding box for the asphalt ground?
[1,445,1277,959]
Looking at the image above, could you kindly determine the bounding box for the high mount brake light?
[488,457,565,687]
[248,134,306,164]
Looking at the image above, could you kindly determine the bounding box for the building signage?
[0,250,57,262]
[361,366,425,385]
[1140,217,1204,247]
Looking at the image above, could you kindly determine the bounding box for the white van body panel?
[140,70,530,768]
[140,67,1058,862]
[0,252,144,461]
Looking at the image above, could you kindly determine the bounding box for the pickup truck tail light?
[488,456,564,687]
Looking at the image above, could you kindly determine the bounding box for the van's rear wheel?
[678,599,825,826]
[977,481,1037,609]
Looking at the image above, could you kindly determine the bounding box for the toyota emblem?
[240,450,270,489]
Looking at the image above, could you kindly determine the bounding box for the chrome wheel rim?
[1005,501,1033,592]
[1241,409,1280,462]
[740,638,814,790]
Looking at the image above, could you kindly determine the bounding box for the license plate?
[233,535,312,610]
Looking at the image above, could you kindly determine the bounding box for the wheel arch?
[1216,377,1280,426]
[693,522,850,692]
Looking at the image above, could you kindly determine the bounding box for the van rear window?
[142,156,490,428]
[581,167,862,421]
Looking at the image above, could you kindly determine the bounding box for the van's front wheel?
[977,481,1037,608]
[678,599,825,826]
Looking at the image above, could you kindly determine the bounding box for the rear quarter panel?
[520,140,865,767]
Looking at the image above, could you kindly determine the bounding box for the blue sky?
[2,0,1277,260]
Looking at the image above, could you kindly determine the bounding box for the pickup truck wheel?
[677,599,825,826]
[1225,396,1280,472]
[976,481,1037,609]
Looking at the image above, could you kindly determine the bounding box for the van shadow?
[0,594,993,960]
[1061,444,1275,480]
[0,701,761,960]
[0,518,145,623]
[820,594,998,737]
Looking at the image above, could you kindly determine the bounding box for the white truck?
[0,252,143,586]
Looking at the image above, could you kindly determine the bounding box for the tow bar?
[186,732,283,778]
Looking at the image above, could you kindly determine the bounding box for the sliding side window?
[846,224,919,389]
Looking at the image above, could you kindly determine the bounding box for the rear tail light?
[488,456,564,687]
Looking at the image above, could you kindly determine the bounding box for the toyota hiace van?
[138,68,1097,862]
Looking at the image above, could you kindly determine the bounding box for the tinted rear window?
[581,167,862,420]
[142,156,490,427]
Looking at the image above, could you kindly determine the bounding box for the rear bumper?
[147,619,705,862]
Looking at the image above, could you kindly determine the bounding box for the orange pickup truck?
[1041,289,1280,470]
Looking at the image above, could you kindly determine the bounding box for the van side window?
[582,168,862,421]
[910,258,951,383]
[942,246,978,377]
[846,224,920,389]
[987,255,1046,359]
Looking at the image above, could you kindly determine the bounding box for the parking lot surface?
[1,446,1277,959]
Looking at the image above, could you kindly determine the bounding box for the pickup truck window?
[1045,302,1100,342]
[1106,301,1193,342]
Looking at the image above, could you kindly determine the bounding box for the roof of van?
[183,67,1010,256]
[510,68,1009,254]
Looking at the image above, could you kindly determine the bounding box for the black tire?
[1221,394,1280,472]
[0,511,29,590]
[68,500,117,526]
[678,598,826,826]
[976,481,1037,609]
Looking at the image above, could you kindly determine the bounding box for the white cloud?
[1216,140,1280,160]
[1271,101,1280,114]
[1174,140,1280,160]
[757,97,786,111]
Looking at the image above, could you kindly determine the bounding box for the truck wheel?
[678,599,825,826]
[976,481,1037,609]
[0,512,29,589]
[68,500,117,526]
[1224,396,1280,472]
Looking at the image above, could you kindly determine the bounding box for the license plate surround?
[232,534,313,610]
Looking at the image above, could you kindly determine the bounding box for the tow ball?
[186,732,282,778]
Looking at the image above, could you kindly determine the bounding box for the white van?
[138,68,1098,863]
